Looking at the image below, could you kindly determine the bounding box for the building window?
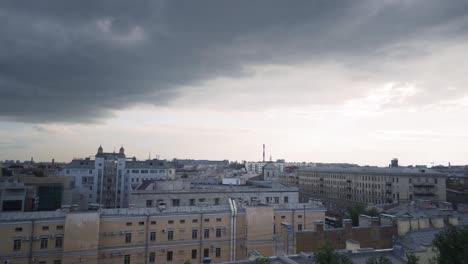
[56,225,63,230]
[126,222,132,226]
[139,221,145,226]
[151,221,156,225]
[55,237,63,248]
[204,248,209,258]
[274,197,280,204]
[149,253,155,263]
[167,251,173,261]
[150,232,156,241]
[435,178,438,184]
[42,226,49,231]
[298,215,303,218]
[40,238,48,249]
[13,239,21,251]
[15,227,23,232]
[298,224,303,231]
[204,218,210,222]
[216,218,222,222]
[54,260,61,264]
[281,216,285,219]
[216,228,222,238]
[124,254,131,264]
[141,170,148,174]
[146,200,153,207]
[284,197,289,203]
[216,248,221,258]
[125,233,132,244]
[214,198,220,205]
[168,230,174,240]
[180,219,186,224]
[199,198,205,202]
[172,199,180,207]
[192,229,198,239]
[192,249,197,259]
[190,199,195,206]
[192,219,198,223]
[204,228,210,238]
[168,220,174,224]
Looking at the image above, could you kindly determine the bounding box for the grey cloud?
[1,0,468,123]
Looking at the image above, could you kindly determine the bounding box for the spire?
[119,145,125,155]
[98,145,103,154]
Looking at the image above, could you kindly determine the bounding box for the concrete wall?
[296,217,394,253]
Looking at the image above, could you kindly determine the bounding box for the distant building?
[263,162,281,180]
[283,166,447,207]
[64,146,175,208]
[245,161,315,174]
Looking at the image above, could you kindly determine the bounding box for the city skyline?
[1,1,468,166]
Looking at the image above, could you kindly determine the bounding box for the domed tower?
[97,145,103,154]
[119,145,125,155]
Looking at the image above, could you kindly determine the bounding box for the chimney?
[263,144,265,162]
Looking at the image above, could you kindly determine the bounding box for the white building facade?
[64,146,175,208]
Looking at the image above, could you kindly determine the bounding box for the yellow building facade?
[0,200,325,264]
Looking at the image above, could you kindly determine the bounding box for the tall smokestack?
[263,144,265,162]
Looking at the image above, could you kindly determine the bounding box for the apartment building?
[64,146,175,208]
[129,181,299,208]
[0,200,325,264]
[283,166,447,207]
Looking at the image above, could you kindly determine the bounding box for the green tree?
[365,255,391,264]
[347,204,365,226]
[406,253,419,264]
[432,225,468,264]
[314,241,353,264]
[183,260,191,264]
[255,257,271,264]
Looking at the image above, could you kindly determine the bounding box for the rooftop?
[0,211,66,221]
[132,181,298,194]
[396,228,442,252]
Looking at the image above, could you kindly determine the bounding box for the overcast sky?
[1,0,468,166]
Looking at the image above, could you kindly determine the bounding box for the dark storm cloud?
[0,0,467,123]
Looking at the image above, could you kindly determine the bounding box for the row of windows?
[128,169,169,174]
[13,237,62,251]
[123,227,224,243]
[146,198,221,207]
[124,247,222,264]
[124,218,222,227]
[15,225,63,232]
